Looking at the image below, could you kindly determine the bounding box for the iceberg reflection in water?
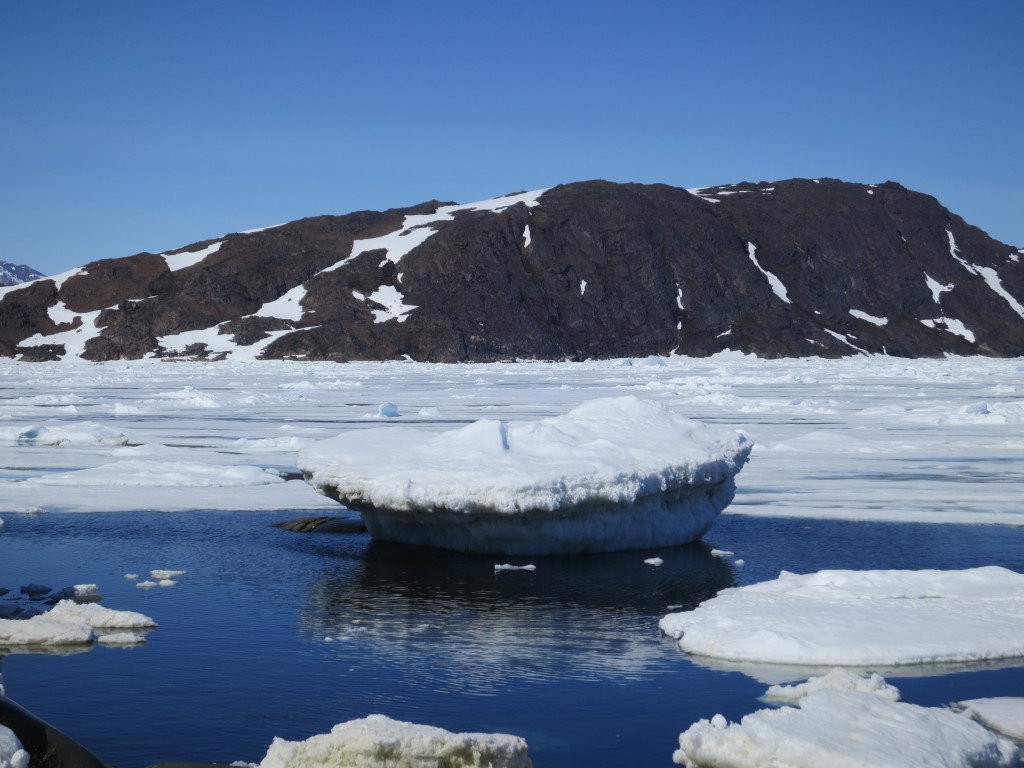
[298,539,734,692]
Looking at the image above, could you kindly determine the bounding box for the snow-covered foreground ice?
[0,600,155,647]
[257,714,531,768]
[299,396,751,554]
[0,355,1021,527]
[674,669,1019,767]
[959,698,1024,742]
[660,566,1024,669]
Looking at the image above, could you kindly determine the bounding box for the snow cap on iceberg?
[298,396,751,554]
[257,713,531,768]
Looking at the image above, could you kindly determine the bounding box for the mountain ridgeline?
[2,179,1022,362]
[0,260,44,287]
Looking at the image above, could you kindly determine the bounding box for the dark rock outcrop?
[1,179,1021,361]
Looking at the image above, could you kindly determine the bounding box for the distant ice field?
[1,354,1022,527]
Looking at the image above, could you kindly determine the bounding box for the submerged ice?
[298,396,751,554]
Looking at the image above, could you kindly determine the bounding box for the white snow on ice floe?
[0,421,127,445]
[660,566,1024,668]
[23,460,285,487]
[47,600,156,628]
[674,671,1018,768]
[0,614,94,646]
[763,667,900,704]
[0,600,154,647]
[0,725,29,768]
[256,714,530,768]
[958,698,1024,742]
[150,569,186,579]
[299,396,751,554]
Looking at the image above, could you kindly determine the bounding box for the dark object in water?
[272,515,367,534]
[0,694,110,768]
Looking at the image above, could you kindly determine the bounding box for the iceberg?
[298,396,751,554]
[674,671,1018,767]
[660,566,1024,668]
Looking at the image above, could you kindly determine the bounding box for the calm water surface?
[1,511,1023,767]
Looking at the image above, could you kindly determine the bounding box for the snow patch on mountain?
[162,242,222,272]
[947,230,1024,320]
[746,242,791,304]
[848,309,887,326]
[320,189,549,276]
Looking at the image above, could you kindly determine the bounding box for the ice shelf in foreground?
[674,670,1018,767]
[257,714,531,768]
[659,566,1024,667]
[298,396,751,554]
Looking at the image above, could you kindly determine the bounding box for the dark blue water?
[1,512,1022,767]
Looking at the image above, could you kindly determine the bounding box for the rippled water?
[2,511,1023,767]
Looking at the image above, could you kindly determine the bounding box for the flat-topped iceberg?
[257,714,531,768]
[660,566,1024,668]
[298,396,751,554]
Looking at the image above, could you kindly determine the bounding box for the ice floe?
[256,714,530,768]
[46,600,156,629]
[299,396,751,554]
[660,566,1024,669]
[0,600,154,648]
[673,671,1018,767]
[763,667,900,704]
[23,460,285,487]
[0,422,127,445]
[958,698,1024,742]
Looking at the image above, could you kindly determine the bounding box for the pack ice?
[298,396,751,554]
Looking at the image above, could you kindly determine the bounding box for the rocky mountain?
[1,179,1022,362]
[0,260,44,287]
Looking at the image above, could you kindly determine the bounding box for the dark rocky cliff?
[2,179,1021,361]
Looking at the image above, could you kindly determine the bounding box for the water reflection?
[296,540,734,695]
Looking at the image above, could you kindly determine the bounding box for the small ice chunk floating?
[298,396,751,555]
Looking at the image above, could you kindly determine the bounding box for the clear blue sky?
[2,1,1021,276]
